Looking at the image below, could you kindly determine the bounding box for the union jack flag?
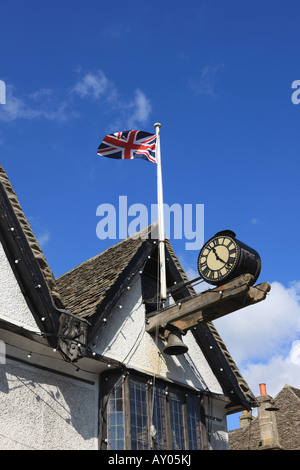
[97,130,157,163]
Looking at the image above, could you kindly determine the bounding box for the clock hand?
[212,247,227,264]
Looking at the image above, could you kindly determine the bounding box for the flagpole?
[154,123,167,302]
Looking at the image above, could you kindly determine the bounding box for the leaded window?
[169,390,186,449]
[186,395,202,449]
[106,376,124,450]
[130,378,149,450]
[102,372,203,450]
[152,384,167,450]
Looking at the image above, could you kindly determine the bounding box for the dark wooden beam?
[146,274,271,334]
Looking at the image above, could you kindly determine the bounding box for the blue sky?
[1,0,300,430]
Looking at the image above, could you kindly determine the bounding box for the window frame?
[100,370,206,450]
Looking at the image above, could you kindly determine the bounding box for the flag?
[97,130,157,163]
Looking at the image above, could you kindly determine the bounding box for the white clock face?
[198,235,239,283]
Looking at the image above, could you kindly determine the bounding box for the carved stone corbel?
[57,313,88,362]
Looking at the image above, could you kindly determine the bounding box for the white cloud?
[289,339,300,365]
[0,86,34,121]
[0,72,152,129]
[0,85,73,122]
[241,340,300,398]
[36,229,50,248]
[214,281,300,364]
[72,70,116,100]
[178,256,300,398]
[188,63,224,97]
[214,281,300,397]
[73,70,152,129]
[126,89,152,128]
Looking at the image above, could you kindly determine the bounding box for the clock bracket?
[145,274,271,334]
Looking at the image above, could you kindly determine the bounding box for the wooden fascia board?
[164,245,195,299]
[194,323,256,411]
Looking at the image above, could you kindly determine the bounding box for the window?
[186,395,202,449]
[169,390,185,449]
[130,378,149,450]
[152,384,167,450]
[107,377,125,450]
[103,373,203,450]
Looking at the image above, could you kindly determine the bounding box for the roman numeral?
[202,266,212,278]
[215,270,223,279]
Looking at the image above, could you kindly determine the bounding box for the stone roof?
[229,384,300,450]
[55,225,195,319]
[56,229,151,318]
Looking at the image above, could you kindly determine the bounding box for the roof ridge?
[55,224,158,318]
[281,383,300,399]
[57,223,158,279]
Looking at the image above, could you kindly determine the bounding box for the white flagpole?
[154,123,167,302]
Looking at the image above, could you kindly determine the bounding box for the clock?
[197,230,261,286]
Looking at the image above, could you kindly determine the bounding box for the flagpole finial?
[154,122,161,129]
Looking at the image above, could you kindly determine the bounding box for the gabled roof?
[56,225,256,411]
[229,384,300,450]
[0,164,256,411]
[56,228,154,319]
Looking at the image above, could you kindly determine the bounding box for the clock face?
[198,235,240,285]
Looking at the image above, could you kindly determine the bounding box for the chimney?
[259,383,267,395]
[239,409,253,428]
[257,383,281,449]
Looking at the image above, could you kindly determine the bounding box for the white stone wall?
[0,242,39,332]
[0,359,98,450]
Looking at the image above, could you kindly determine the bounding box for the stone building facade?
[229,383,300,450]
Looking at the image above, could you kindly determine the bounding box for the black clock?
[197,230,261,286]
